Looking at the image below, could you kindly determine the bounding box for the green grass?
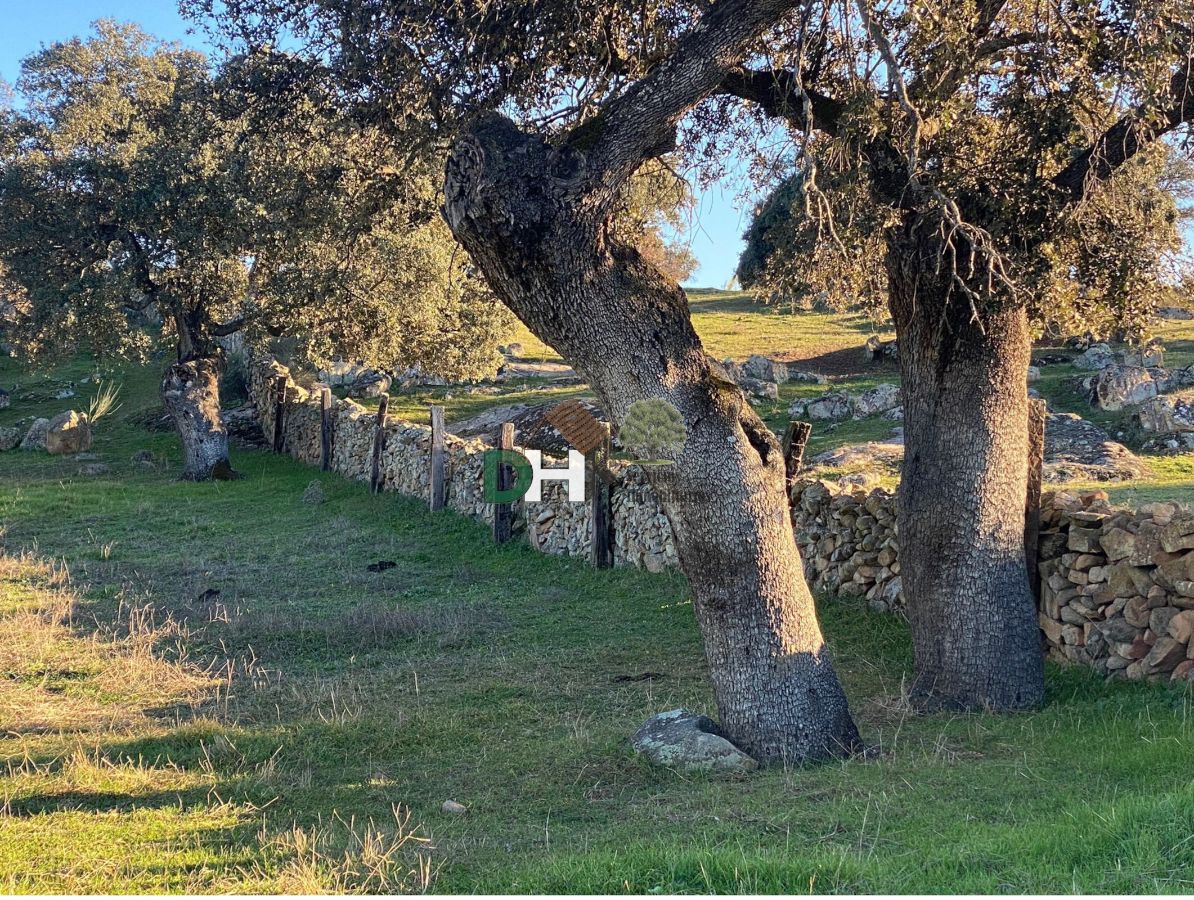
[505,288,892,365]
[2,351,1194,892]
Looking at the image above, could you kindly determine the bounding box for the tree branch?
[1054,53,1194,201]
[717,67,845,135]
[566,0,803,198]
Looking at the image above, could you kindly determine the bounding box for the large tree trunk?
[161,354,236,481]
[886,224,1044,711]
[445,115,860,764]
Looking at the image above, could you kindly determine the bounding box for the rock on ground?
[0,425,20,451]
[1073,343,1117,371]
[46,410,93,455]
[302,480,327,504]
[803,391,853,421]
[740,377,779,400]
[20,418,50,451]
[853,383,901,418]
[1044,413,1148,482]
[1088,366,1157,411]
[743,354,788,384]
[631,709,757,773]
[347,370,392,398]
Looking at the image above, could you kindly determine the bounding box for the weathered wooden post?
[782,420,812,488]
[272,374,287,453]
[493,422,515,544]
[320,386,333,472]
[370,395,389,494]
[429,405,446,512]
[1025,398,1046,605]
[590,425,613,568]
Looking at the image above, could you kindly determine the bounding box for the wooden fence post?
[320,386,333,472]
[429,405,446,511]
[591,426,613,568]
[493,422,515,544]
[1025,398,1046,605]
[370,395,389,494]
[782,420,812,488]
[272,374,287,453]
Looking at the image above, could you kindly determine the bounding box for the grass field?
[3,298,1194,892]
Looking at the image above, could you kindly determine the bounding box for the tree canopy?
[0,20,510,381]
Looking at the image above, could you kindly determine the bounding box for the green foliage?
[737,169,889,320]
[0,21,511,381]
[619,397,687,460]
[613,160,699,283]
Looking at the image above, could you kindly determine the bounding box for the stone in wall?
[1037,490,1194,684]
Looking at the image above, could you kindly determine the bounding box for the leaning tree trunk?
[161,354,236,481]
[886,224,1044,711]
[444,115,860,764]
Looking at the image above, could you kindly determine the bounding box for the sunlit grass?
[2,347,1194,892]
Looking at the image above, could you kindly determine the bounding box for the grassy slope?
[503,288,892,365]
[2,352,1194,892]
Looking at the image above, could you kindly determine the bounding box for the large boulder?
[346,370,392,398]
[853,383,901,418]
[1136,396,1178,433]
[788,370,829,385]
[0,425,21,451]
[740,377,779,400]
[1044,412,1147,482]
[805,391,853,421]
[1073,343,1116,371]
[1090,366,1157,411]
[19,417,50,451]
[45,410,93,455]
[743,354,788,384]
[630,709,757,773]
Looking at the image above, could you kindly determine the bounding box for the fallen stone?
[0,425,20,451]
[45,410,92,455]
[788,370,828,385]
[77,462,110,476]
[441,800,467,815]
[1073,343,1116,371]
[805,391,853,421]
[852,383,901,418]
[19,418,50,451]
[740,377,779,400]
[347,370,392,398]
[630,709,757,773]
[743,355,788,384]
[1044,413,1147,483]
[1089,366,1156,411]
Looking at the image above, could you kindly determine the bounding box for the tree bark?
[161,354,236,481]
[445,115,860,764]
[886,224,1043,711]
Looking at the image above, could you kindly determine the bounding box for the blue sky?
[0,2,751,289]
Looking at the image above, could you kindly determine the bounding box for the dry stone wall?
[249,359,678,568]
[250,358,1194,686]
